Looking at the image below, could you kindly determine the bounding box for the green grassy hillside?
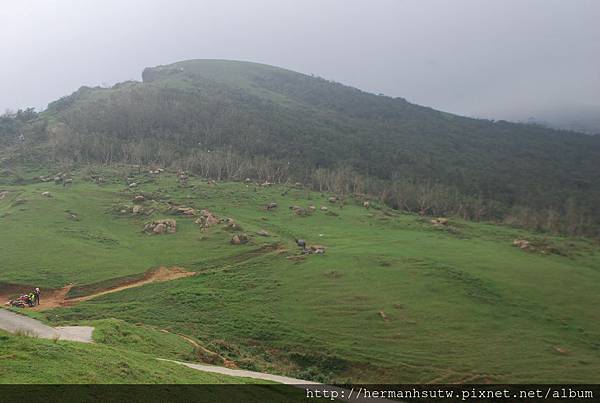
[3,59,600,235]
[0,324,313,401]
[0,327,248,384]
[1,167,599,384]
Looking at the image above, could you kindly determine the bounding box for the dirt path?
[32,284,73,310]
[2,244,281,310]
[0,308,93,342]
[2,267,196,311]
[62,266,196,306]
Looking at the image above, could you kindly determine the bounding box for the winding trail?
[0,308,399,402]
[63,266,196,306]
[158,358,318,385]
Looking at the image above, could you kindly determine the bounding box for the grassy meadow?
[0,327,253,384]
[1,165,599,383]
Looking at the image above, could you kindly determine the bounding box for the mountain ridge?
[3,59,600,235]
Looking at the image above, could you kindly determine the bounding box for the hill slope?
[3,59,600,234]
[1,168,599,383]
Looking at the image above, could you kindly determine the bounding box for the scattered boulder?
[378,311,389,322]
[328,196,337,203]
[264,202,278,211]
[206,180,217,186]
[553,346,569,355]
[512,238,565,255]
[430,218,449,226]
[320,206,328,211]
[66,211,79,221]
[363,201,370,209]
[307,205,316,212]
[144,219,177,235]
[128,182,138,188]
[256,230,270,237]
[171,206,197,216]
[261,181,273,187]
[0,191,8,200]
[178,170,189,184]
[133,195,145,203]
[295,239,306,248]
[513,239,531,250]
[153,223,167,234]
[310,245,327,254]
[290,206,311,216]
[230,233,249,245]
[195,210,220,228]
[132,205,144,215]
[223,217,242,231]
[41,191,52,197]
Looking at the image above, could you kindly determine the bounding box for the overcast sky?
[1,0,599,121]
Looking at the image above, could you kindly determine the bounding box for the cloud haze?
[2,0,599,123]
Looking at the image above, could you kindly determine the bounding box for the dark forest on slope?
[2,60,600,235]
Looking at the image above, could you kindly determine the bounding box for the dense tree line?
[5,60,600,236]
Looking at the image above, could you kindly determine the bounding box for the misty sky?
[2,0,599,121]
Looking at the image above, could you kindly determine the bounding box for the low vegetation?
[0,329,247,384]
[1,167,598,384]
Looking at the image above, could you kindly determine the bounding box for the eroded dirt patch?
[2,267,196,310]
[63,267,196,306]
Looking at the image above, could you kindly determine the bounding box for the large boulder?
[230,233,249,245]
[172,206,197,216]
[289,206,311,216]
[310,245,327,254]
[153,223,166,234]
[144,219,177,235]
[430,218,449,226]
[195,209,220,228]
[513,239,531,249]
[223,218,242,231]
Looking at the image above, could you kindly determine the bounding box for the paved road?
[162,359,399,402]
[0,308,93,342]
[1,309,399,401]
[158,358,319,384]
